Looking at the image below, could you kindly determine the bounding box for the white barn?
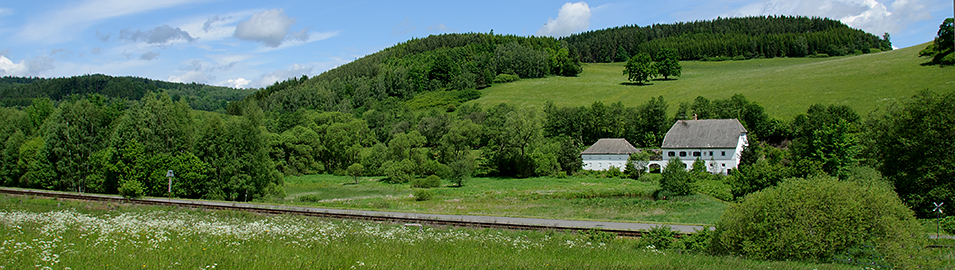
[581,138,639,171]
[658,119,748,175]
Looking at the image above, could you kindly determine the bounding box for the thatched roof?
[581,138,639,154]
[661,119,747,148]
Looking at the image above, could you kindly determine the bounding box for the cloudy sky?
[0,0,950,88]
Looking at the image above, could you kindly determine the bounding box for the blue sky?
[0,0,951,88]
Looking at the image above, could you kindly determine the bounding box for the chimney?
[692,114,698,120]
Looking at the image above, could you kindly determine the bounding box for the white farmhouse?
[581,138,639,171]
[659,119,748,174]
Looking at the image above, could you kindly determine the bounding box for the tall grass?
[0,196,853,269]
[283,174,726,225]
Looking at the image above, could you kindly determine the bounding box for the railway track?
[0,187,707,237]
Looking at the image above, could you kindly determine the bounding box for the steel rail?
[0,187,681,237]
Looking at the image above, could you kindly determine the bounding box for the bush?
[678,227,713,253]
[412,175,442,188]
[605,166,622,178]
[413,189,434,201]
[660,158,694,196]
[118,180,145,199]
[942,216,955,234]
[638,225,677,250]
[708,176,924,267]
[694,178,733,201]
[297,194,321,203]
[493,74,520,84]
[583,228,616,244]
[869,48,882,53]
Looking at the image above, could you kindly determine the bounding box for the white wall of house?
[659,134,748,175]
[582,154,630,171]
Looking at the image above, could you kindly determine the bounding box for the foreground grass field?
[472,43,955,119]
[284,174,726,225]
[0,195,858,269]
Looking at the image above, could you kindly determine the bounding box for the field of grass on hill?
[472,43,954,119]
[284,174,726,225]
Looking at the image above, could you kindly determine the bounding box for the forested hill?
[562,16,891,62]
[238,33,583,115]
[0,74,254,111]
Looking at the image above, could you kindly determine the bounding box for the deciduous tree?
[624,52,655,84]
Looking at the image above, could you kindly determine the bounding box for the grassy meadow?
[0,195,858,269]
[471,43,955,119]
[284,174,726,225]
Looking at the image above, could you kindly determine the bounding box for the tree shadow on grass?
[620,82,653,86]
[652,78,678,81]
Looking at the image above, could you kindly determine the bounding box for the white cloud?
[16,0,201,44]
[0,55,55,76]
[249,63,312,88]
[120,25,196,45]
[168,70,214,84]
[256,31,339,52]
[140,51,159,61]
[220,77,251,88]
[536,2,592,37]
[727,0,932,35]
[175,10,257,44]
[234,9,296,47]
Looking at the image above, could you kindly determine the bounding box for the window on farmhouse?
[679,151,687,157]
[709,151,713,156]
[668,152,675,157]
[693,152,701,157]
[721,151,726,156]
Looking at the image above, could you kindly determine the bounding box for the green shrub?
[660,158,694,196]
[694,178,732,201]
[678,227,713,253]
[493,74,520,84]
[941,216,955,234]
[708,176,924,267]
[583,228,615,244]
[869,48,882,53]
[638,225,677,249]
[809,53,830,58]
[605,166,622,178]
[456,89,481,102]
[118,180,145,199]
[413,189,434,201]
[297,194,321,203]
[412,175,441,188]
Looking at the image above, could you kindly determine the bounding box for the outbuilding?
[581,138,639,171]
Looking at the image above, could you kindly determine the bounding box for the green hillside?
[472,43,954,119]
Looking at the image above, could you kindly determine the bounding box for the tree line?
[562,15,891,63]
[231,33,583,117]
[0,74,254,112]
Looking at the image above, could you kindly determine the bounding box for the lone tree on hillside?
[654,48,682,80]
[624,52,655,84]
[347,163,364,184]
